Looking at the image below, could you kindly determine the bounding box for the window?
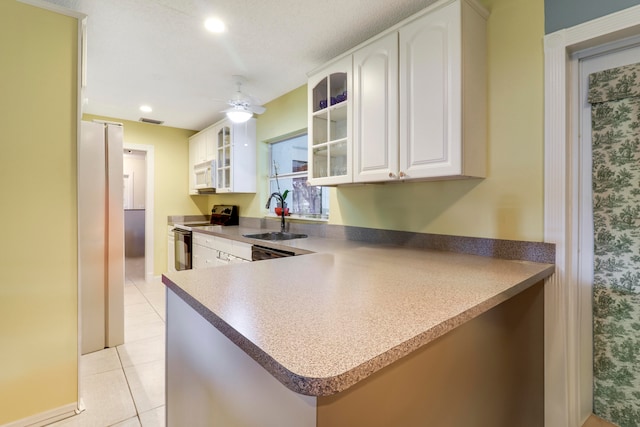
[268,133,329,219]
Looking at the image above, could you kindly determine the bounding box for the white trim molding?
[544,4,640,427]
[0,403,79,427]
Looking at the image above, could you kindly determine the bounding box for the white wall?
[124,150,146,209]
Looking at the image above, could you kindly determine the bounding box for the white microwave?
[194,160,215,191]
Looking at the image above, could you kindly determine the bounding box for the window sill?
[264,213,328,223]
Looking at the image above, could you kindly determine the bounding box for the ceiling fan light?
[204,17,226,33]
[226,109,252,123]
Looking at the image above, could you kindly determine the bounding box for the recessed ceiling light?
[140,105,152,113]
[204,17,225,33]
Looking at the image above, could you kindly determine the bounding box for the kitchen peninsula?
[162,226,554,426]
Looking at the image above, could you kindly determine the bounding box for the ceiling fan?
[222,76,266,123]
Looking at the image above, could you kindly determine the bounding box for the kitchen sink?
[243,232,308,241]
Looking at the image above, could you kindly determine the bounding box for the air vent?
[139,117,164,125]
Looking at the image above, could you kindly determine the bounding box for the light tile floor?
[49,257,166,427]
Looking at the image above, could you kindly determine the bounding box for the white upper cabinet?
[190,128,215,165]
[308,56,352,186]
[215,118,256,193]
[309,0,487,185]
[398,0,486,180]
[188,131,213,195]
[353,32,399,183]
[188,118,256,194]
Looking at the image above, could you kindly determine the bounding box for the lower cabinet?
[192,233,251,269]
[167,289,317,426]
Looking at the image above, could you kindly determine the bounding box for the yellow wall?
[83,115,203,275]
[0,2,79,423]
[239,0,545,242]
[334,0,544,241]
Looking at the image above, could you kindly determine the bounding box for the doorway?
[578,41,640,426]
[543,7,640,425]
[123,143,155,283]
[123,149,146,281]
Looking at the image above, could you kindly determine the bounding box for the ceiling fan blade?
[249,105,266,114]
[218,76,266,117]
[222,106,249,113]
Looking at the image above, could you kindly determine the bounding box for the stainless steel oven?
[171,205,239,271]
[173,226,192,270]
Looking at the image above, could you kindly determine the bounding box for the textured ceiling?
[42,0,438,130]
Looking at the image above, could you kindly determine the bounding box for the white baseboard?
[1,403,80,427]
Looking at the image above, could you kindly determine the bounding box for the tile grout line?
[122,270,154,426]
[123,265,166,425]
[126,270,167,425]
[133,279,167,325]
[115,362,144,426]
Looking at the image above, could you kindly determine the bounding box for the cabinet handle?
[388,172,396,179]
[399,171,406,178]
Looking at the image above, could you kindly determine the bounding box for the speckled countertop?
[162,225,555,397]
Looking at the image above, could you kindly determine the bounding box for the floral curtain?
[589,62,640,427]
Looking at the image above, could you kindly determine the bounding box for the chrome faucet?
[265,192,286,232]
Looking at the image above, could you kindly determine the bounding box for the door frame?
[544,5,640,426]
[123,142,155,283]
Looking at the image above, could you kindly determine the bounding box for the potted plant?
[273,161,290,216]
[275,189,289,216]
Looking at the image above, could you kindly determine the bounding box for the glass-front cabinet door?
[308,55,352,185]
[216,124,232,192]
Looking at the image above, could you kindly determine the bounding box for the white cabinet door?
[353,32,399,183]
[399,1,461,179]
[204,127,216,162]
[215,123,232,192]
[398,0,486,180]
[192,244,201,269]
[202,246,218,269]
[193,244,216,270]
[215,119,257,193]
[191,132,207,164]
[231,240,252,261]
[188,138,198,195]
[192,234,206,269]
[230,119,257,193]
[307,56,352,186]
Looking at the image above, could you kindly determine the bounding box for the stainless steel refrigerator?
[79,121,125,355]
